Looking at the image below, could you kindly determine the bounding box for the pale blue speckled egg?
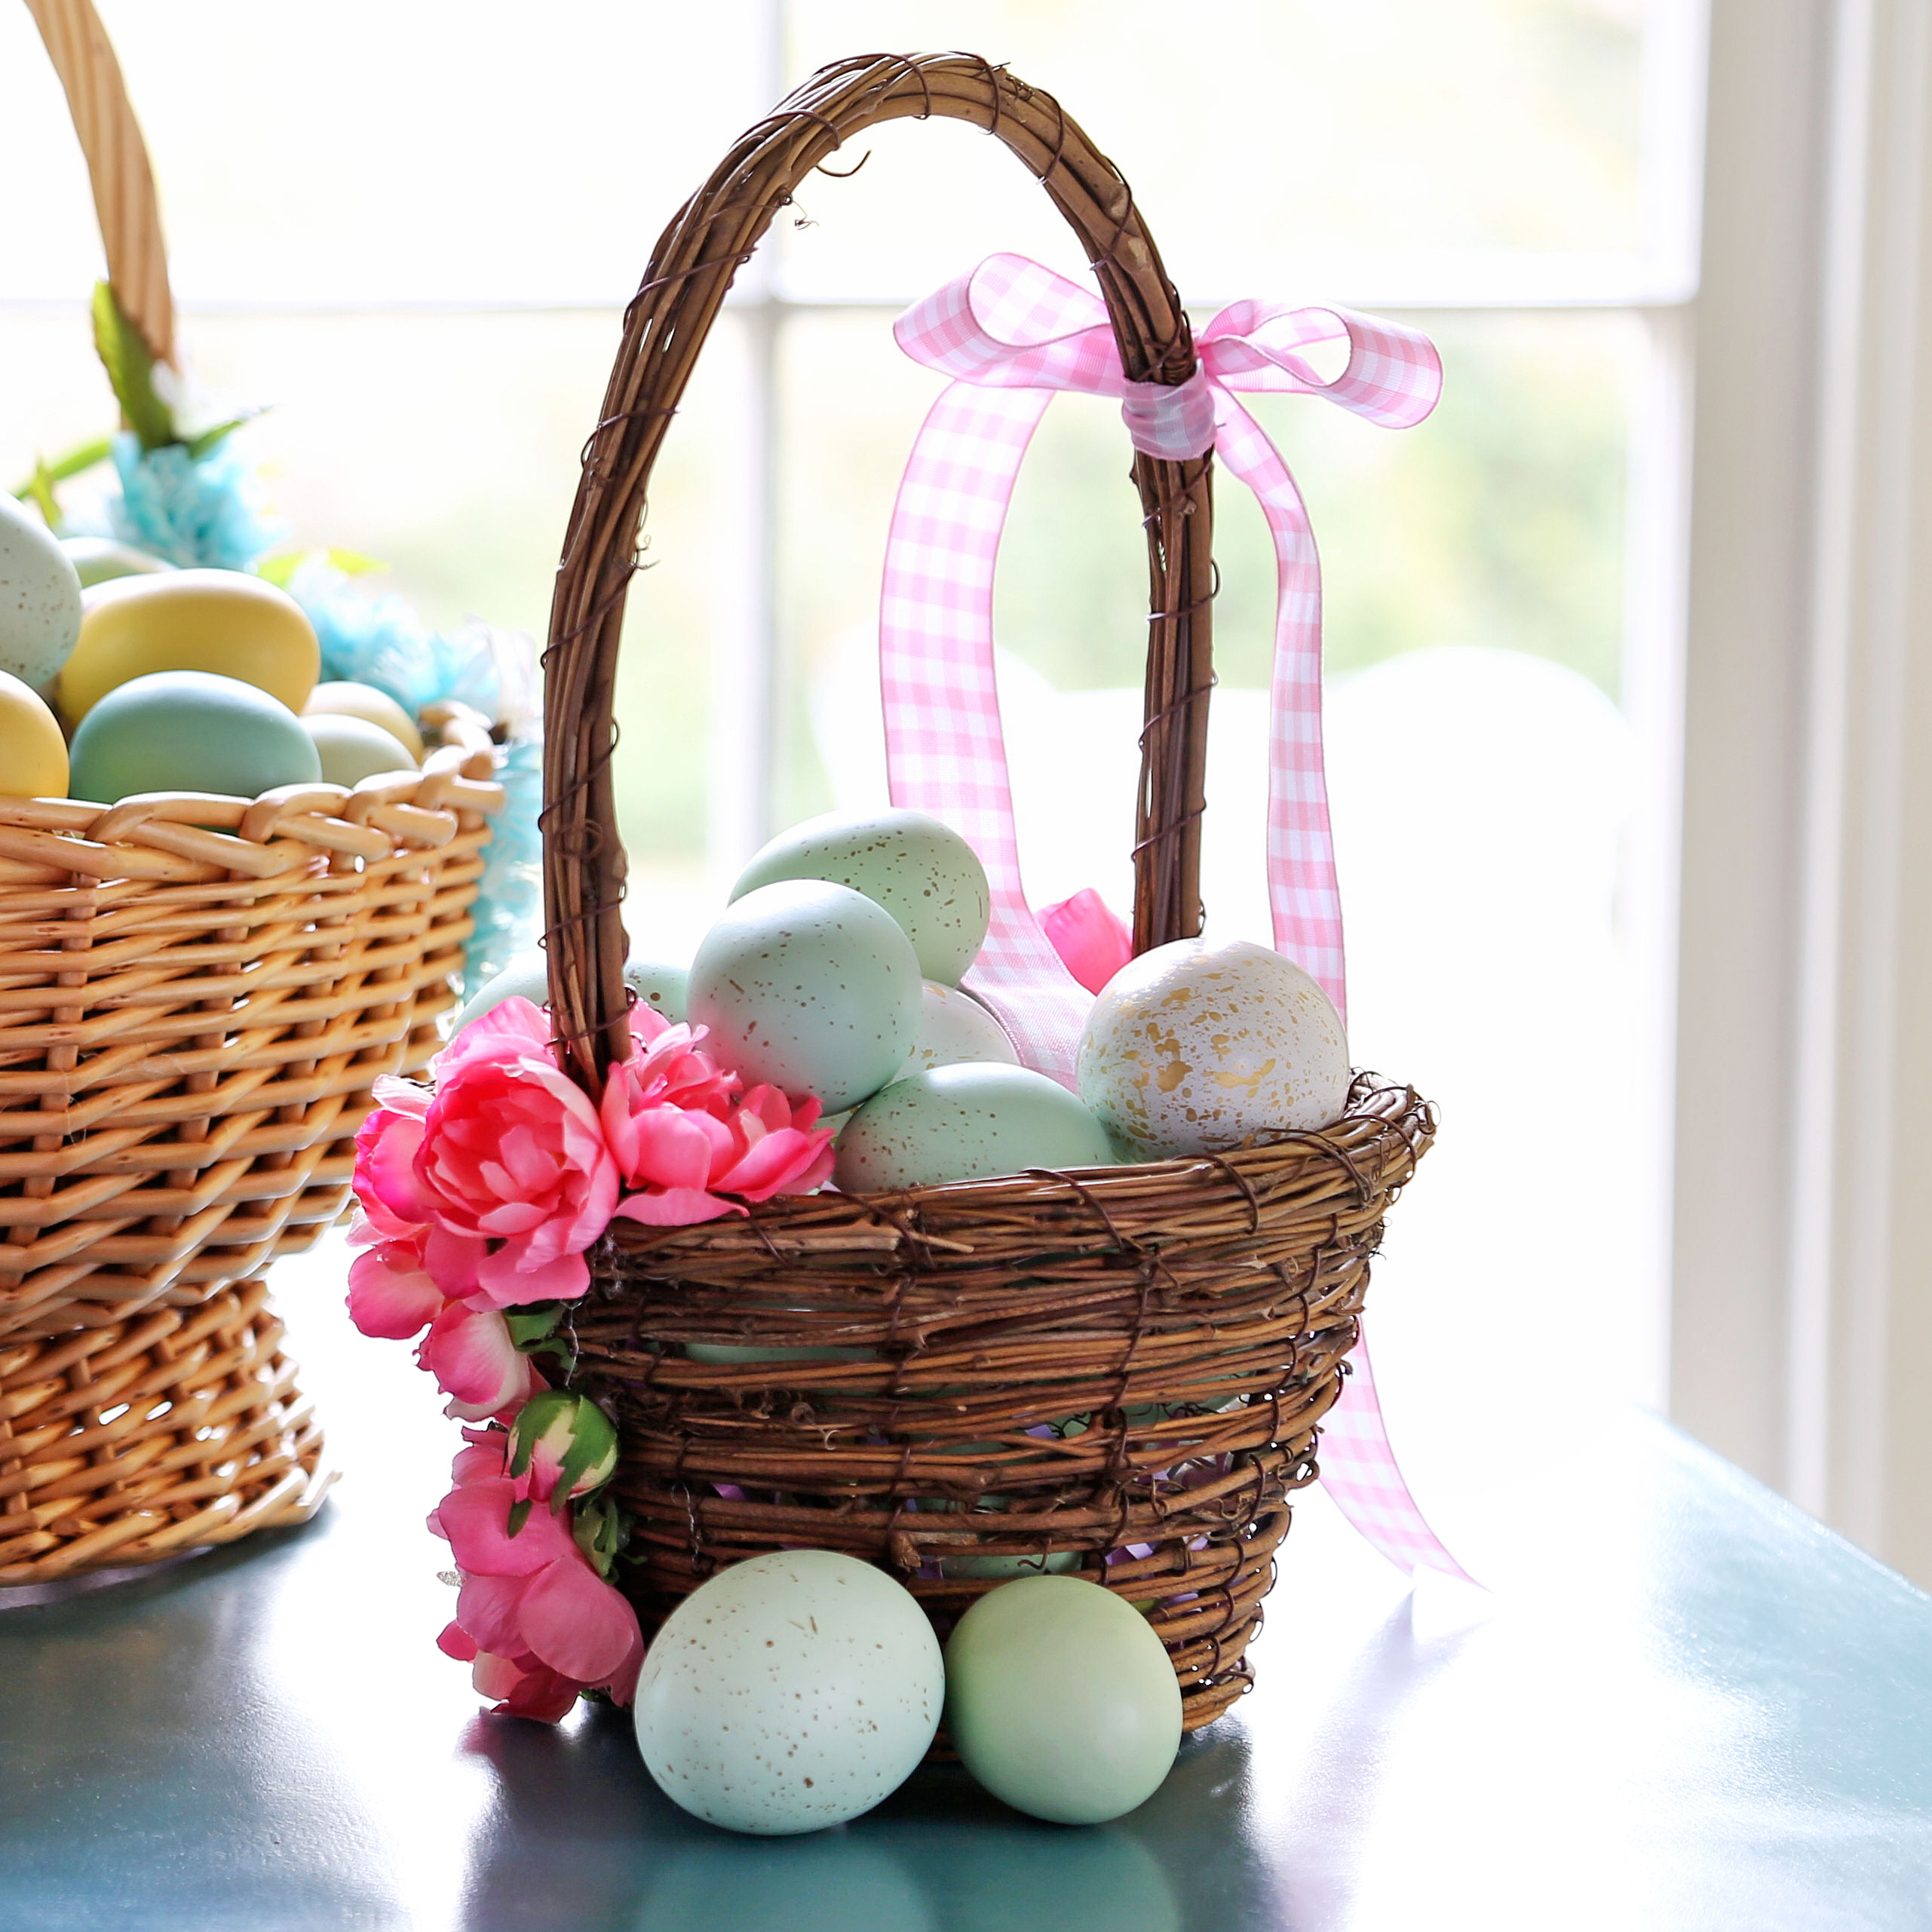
[688,879,920,1112]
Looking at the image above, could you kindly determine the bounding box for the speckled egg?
[944,1575,1181,1825]
[60,569,318,722]
[0,670,69,798]
[900,980,1018,1078]
[0,494,82,692]
[449,945,688,1035]
[731,808,991,984]
[633,1549,943,1836]
[302,713,417,786]
[66,670,321,805]
[834,1063,1115,1191]
[1075,939,1351,1160]
[688,880,920,1113]
[302,679,425,760]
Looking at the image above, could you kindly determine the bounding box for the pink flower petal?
[1041,887,1133,995]
[618,1106,721,1192]
[517,1556,645,1685]
[474,1244,589,1308]
[714,1125,835,1202]
[346,1245,443,1340]
[437,1620,480,1662]
[432,1475,575,1576]
[421,1302,526,1408]
[612,1188,744,1227]
[455,1569,534,1656]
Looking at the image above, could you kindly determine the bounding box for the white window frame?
[1673,0,1932,1583]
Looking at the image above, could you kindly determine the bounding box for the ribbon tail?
[879,379,1093,1088]
[1319,1320,1480,1587]
[1212,390,1348,1024]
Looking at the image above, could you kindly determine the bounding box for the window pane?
[0,302,725,940]
[0,0,765,305]
[779,0,1662,299]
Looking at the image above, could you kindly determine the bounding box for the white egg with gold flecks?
[1075,939,1350,1160]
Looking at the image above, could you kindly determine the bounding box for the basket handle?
[544,53,1215,1097]
[25,0,176,365]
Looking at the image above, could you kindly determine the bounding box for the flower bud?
[508,1390,618,1507]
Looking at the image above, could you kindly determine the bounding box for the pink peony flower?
[1042,887,1133,995]
[414,997,620,1308]
[606,1072,834,1227]
[430,1429,642,1718]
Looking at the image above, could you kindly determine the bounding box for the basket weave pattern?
[572,1078,1431,1730]
[2,0,508,1583]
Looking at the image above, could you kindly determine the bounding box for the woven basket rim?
[603,1072,1431,1245]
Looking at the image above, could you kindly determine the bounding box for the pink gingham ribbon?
[877,255,1469,1586]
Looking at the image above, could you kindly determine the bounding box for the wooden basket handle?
[544,52,1215,1096]
[26,0,176,364]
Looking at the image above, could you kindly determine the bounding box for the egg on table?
[943,1574,1182,1825]
[0,670,69,799]
[59,568,319,722]
[0,493,83,693]
[450,945,689,1035]
[731,808,991,985]
[687,879,921,1113]
[633,1549,943,1835]
[67,670,322,805]
[302,679,425,760]
[1075,938,1351,1160]
[833,1062,1115,1191]
[899,980,1018,1078]
[302,712,418,787]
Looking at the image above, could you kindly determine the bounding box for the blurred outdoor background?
[0,0,1700,1536]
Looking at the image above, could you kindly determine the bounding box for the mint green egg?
[688,879,920,1113]
[731,808,991,984]
[67,670,320,805]
[834,1063,1115,1191]
[943,1575,1182,1825]
[451,946,688,1035]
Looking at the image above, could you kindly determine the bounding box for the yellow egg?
[302,679,425,759]
[0,669,70,799]
[59,569,320,722]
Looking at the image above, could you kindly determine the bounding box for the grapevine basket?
[0,0,503,1584]
[544,53,1434,1730]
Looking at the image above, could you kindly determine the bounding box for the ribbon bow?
[877,254,1467,1586]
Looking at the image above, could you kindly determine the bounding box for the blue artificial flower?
[289,559,544,991]
[108,433,282,570]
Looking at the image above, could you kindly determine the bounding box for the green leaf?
[90,282,175,451]
[506,1498,532,1539]
[12,435,116,513]
[185,406,266,460]
[326,546,385,575]
[253,551,308,589]
[22,460,59,529]
[505,1304,565,1350]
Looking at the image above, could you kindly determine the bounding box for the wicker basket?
[541,54,1434,1729]
[0,0,503,1584]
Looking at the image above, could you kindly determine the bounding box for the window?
[2,2,1708,1532]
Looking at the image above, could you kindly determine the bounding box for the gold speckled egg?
[1075,939,1351,1159]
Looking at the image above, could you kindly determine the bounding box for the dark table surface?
[2,1272,1930,1932]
